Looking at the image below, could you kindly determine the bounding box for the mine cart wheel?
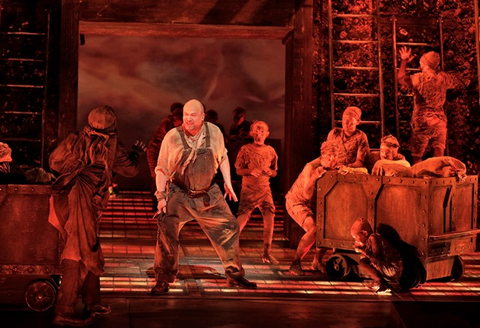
[326,255,352,279]
[25,279,57,312]
[450,256,465,281]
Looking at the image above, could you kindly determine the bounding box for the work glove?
[129,140,146,162]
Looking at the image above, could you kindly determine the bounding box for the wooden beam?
[80,0,295,28]
[80,21,292,40]
[58,0,79,141]
[283,0,315,247]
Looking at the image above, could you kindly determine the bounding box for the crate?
[316,172,478,286]
[0,184,61,311]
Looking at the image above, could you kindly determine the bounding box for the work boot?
[226,277,257,288]
[374,281,392,294]
[261,254,279,265]
[289,263,305,276]
[84,303,111,317]
[53,313,93,326]
[311,260,326,273]
[150,280,169,295]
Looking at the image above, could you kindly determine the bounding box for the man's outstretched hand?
[224,183,238,202]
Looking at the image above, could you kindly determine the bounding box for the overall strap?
[176,126,190,149]
[204,122,210,148]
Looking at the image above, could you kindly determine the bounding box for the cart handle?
[428,229,480,241]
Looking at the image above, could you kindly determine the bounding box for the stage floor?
[2,190,479,327]
[98,190,480,302]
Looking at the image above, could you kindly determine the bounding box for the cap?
[320,141,339,155]
[343,106,362,121]
[381,134,400,148]
[420,51,440,69]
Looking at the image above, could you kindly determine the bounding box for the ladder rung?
[334,93,380,97]
[335,66,379,71]
[333,14,376,18]
[393,17,439,26]
[2,111,41,115]
[334,40,378,44]
[0,31,46,36]
[0,84,44,89]
[0,58,45,62]
[359,120,382,125]
[395,68,421,72]
[334,120,382,125]
[396,68,421,72]
[396,42,436,47]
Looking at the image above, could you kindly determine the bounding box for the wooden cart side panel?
[325,181,368,242]
[0,184,59,268]
[316,172,338,246]
[375,180,429,258]
[430,179,454,236]
[317,173,372,249]
[452,177,478,232]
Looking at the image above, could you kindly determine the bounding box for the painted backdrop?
[78,35,285,190]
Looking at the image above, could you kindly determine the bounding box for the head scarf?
[88,105,116,130]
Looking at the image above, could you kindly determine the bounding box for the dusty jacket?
[48,126,139,276]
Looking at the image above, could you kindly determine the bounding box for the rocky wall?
[315,0,479,164]
[314,0,480,220]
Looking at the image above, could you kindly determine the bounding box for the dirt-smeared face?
[250,121,269,144]
[352,231,368,247]
[380,144,398,160]
[342,114,359,136]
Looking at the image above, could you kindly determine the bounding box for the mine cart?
[0,184,61,311]
[316,172,479,289]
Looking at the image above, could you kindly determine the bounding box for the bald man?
[151,99,256,295]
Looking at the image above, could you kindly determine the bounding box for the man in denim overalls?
[151,99,257,294]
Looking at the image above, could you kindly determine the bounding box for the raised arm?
[304,166,326,200]
[398,46,413,87]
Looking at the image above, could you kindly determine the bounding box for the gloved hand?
[132,140,146,154]
[129,140,146,162]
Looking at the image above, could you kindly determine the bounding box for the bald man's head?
[183,99,206,135]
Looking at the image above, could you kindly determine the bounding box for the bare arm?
[155,169,168,213]
[398,46,412,87]
[304,166,326,199]
[266,153,278,178]
[220,156,238,202]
